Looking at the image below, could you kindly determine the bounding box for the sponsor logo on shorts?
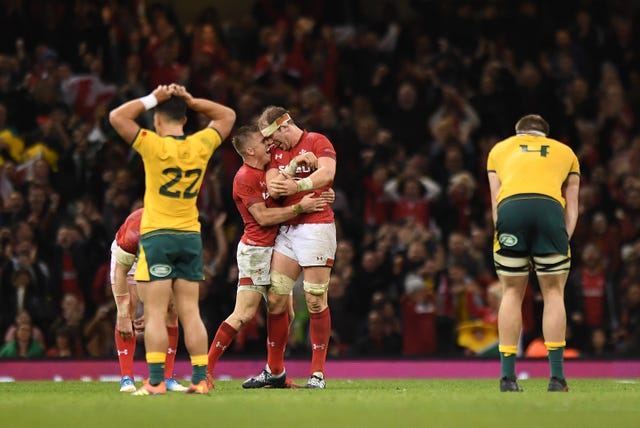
[499,234,518,247]
[150,264,172,277]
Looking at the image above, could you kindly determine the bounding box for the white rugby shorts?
[236,241,273,294]
[274,223,337,267]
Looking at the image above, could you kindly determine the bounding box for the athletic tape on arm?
[114,246,136,268]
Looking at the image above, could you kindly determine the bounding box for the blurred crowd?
[1,0,640,360]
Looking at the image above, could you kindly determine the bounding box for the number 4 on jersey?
[520,144,549,157]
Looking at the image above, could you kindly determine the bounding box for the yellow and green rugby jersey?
[487,134,580,207]
[133,127,222,234]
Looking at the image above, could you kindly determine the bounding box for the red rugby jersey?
[233,164,278,246]
[268,131,336,225]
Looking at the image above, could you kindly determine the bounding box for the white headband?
[260,113,291,137]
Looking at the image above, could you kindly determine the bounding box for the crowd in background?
[1,0,640,360]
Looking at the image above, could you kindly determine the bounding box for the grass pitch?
[1,378,639,428]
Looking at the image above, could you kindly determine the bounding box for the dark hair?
[156,96,187,121]
[515,114,550,136]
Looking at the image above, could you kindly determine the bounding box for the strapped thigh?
[270,270,296,295]
[493,252,531,276]
[532,254,571,275]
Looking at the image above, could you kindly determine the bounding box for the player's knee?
[231,311,255,328]
[270,270,296,295]
[533,254,571,275]
[493,252,530,276]
[303,280,328,296]
[266,293,289,313]
[307,300,326,313]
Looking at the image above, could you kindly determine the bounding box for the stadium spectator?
[353,309,402,356]
[46,326,75,358]
[3,309,46,350]
[0,321,45,358]
[49,292,86,356]
[566,243,614,350]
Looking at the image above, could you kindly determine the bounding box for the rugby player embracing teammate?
[243,106,337,389]
[206,124,333,388]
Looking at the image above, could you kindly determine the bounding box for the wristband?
[296,177,313,192]
[139,94,158,110]
[284,160,298,176]
[293,203,304,215]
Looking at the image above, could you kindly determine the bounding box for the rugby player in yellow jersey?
[487,114,580,392]
[109,84,235,395]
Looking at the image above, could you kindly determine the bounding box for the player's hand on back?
[299,192,327,213]
[319,188,335,204]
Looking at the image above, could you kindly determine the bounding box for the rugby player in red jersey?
[242,107,337,389]
[206,124,333,388]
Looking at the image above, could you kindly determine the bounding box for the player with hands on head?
[109,83,235,395]
[110,208,187,393]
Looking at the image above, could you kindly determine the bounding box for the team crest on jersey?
[498,234,518,247]
[299,149,307,155]
[150,264,172,277]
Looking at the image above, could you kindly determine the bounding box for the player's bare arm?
[562,173,580,238]
[112,260,134,339]
[171,84,236,139]
[268,156,336,197]
[282,152,319,177]
[248,193,327,227]
[108,85,173,144]
[487,171,501,225]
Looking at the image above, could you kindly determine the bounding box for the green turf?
[1,379,639,428]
